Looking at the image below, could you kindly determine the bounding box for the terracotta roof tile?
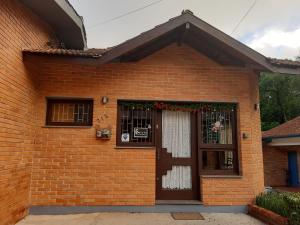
[23,48,108,58]
[267,58,300,68]
[262,116,300,139]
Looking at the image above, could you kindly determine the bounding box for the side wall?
[263,145,300,187]
[0,1,55,224]
[29,43,264,206]
[263,146,288,186]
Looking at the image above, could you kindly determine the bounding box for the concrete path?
[17,213,265,225]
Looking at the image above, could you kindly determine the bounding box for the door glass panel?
[162,110,191,158]
[202,150,234,170]
[162,166,192,190]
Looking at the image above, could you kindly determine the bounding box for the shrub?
[256,192,300,225]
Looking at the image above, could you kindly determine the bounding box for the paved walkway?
[17,213,265,225]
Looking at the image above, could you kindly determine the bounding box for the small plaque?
[121,133,130,142]
[134,128,148,138]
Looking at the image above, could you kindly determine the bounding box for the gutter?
[262,134,300,143]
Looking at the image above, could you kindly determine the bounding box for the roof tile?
[267,58,300,68]
[23,48,107,58]
[262,116,300,138]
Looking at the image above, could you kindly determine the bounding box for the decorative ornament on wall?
[119,101,236,112]
[211,121,223,133]
[121,133,130,142]
[96,128,112,139]
[95,97,111,140]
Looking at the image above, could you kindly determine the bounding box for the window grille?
[200,109,234,145]
[117,102,155,146]
[198,104,238,174]
[46,98,93,126]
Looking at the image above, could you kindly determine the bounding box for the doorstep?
[156,200,203,205]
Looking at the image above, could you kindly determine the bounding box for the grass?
[256,192,300,225]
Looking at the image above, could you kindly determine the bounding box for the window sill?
[201,175,242,179]
[42,126,92,129]
[114,146,156,150]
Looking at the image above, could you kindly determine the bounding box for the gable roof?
[97,10,269,66]
[20,0,86,49]
[22,10,300,74]
[263,116,300,139]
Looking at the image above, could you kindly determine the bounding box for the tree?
[259,73,300,131]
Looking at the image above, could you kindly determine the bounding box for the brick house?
[1,0,300,224]
[263,116,300,188]
[0,0,85,224]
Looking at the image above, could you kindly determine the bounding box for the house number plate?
[134,128,148,138]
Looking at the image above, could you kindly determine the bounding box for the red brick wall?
[27,43,264,206]
[0,1,55,224]
[263,146,288,187]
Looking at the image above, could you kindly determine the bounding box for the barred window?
[46,98,93,126]
[201,109,234,145]
[198,105,238,174]
[117,102,155,146]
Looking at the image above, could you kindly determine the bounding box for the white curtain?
[162,166,192,190]
[162,110,192,190]
[162,110,191,158]
[219,120,232,144]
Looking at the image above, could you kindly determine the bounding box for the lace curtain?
[162,110,191,158]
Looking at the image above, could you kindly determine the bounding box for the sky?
[69,0,300,59]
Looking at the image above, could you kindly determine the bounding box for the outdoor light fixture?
[102,96,109,104]
[254,103,260,111]
[243,133,249,139]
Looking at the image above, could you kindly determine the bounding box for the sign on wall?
[134,128,148,138]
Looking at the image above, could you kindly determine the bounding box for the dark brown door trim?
[155,110,199,200]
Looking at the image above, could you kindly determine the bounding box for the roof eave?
[20,0,87,50]
[263,134,300,141]
[96,13,271,70]
[95,13,300,75]
[267,65,300,75]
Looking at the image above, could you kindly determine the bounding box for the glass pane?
[51,103,75,122]
[119,104,153,144]
[202,150,234,170]
[162,166,192,190]
[201,110,233,144]
[162,110,191,158]
[50,102,91,124]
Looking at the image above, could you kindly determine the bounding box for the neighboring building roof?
[20,0,86,49]
[22,10,300,75]
[263,116,300,139]
[23,48,107,58]
[267,58,300,69]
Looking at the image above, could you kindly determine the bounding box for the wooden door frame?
[155,110,199,200]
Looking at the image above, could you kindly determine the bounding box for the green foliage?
[256,192,300,225]
[259,73,300,131]
[120,101,236,112]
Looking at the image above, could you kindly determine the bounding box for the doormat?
[171,212,204,220]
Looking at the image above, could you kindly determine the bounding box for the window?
[117,101,155,146]
[198,105,238,174]
[46,98,93,126]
